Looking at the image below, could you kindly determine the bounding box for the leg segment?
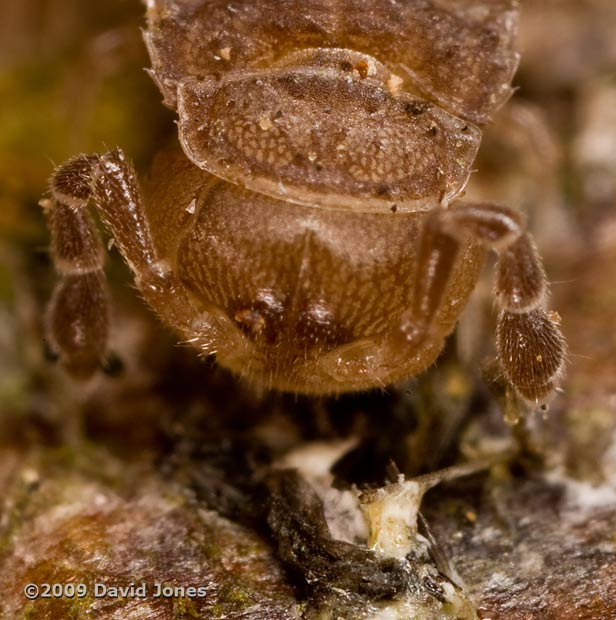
[401,202,566,403]
[50,150,159,275]
[43,191,108,378]
[44,150,194,377]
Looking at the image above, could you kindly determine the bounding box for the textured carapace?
[140,148,487,393]
[145,0,519,211]
[42,0,566,403]
[145,0,519,121]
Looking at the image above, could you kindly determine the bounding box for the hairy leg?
[399,202,566,403]
[45,150,195,377]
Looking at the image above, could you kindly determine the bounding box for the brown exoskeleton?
[42,0,565,403]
